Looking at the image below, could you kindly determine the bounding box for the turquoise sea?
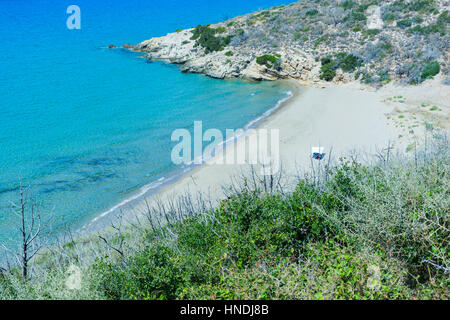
[0,0,294,244]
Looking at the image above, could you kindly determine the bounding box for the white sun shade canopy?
[311,147,325,154]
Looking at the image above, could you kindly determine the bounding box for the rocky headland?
[121,0,449,88]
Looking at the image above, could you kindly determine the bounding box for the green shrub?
[421,61,440,80]
[190,25,232,53]
[94,246,185,299]
[326,152,449,282]
[339,0,356,10]
[397,19,412,29]
[256,54,281,69]
[320,57,337,81]
[306,9,319,16]
[344,11,367,23]
[215,26,227,34]
[380,41,394,53]
[437,10,450,24]
[408,10,448,35]
[408,0,437,13]
[338,53,363,72]
[378,70,391,83]
[320,53,363,81]
[361,72,373,84]
[314,36,328,48]
[5,140,448,300]
[364,29,381,37]
[413,15,424,24]
[382,12,396,23]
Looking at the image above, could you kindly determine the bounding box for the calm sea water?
[0,0,294,243]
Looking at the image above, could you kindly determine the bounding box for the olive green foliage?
[95,246,184,299]
[413,16,424,24]
[336,52,363,72]
[343,11,367,23]
[190,25,232,53]
[408,0,438,13]
[320,57,337,81]
[409,11,449,36]
[256,54,281,70]
[320,53,363,81]
[339,0,356,10]
[314,36,328,48]
[421,61,440,80]
[305,9,319,16]
[397,19,412,29]
[388,0,437,14]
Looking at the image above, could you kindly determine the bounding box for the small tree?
[7,181,43,279]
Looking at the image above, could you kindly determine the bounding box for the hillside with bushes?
[129,0,449,87]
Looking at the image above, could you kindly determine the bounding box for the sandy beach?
[84,77,449,231]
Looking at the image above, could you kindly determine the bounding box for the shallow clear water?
[0,0,294,243]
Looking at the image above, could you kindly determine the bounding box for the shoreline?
[80,75,449,236]
[80,80,394,234]
[80,80,300,234]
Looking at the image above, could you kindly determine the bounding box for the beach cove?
[1,0,448,300]
[85,77,449,231]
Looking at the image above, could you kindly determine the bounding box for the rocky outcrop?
[129,30,320,82]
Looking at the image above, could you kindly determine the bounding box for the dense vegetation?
[256,54,282,70]
[320,53,363,81]
[421,60,441,81]
[190,25,233,53]
[1,137,448,299]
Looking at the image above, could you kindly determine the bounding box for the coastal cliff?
[125,0,449,87]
